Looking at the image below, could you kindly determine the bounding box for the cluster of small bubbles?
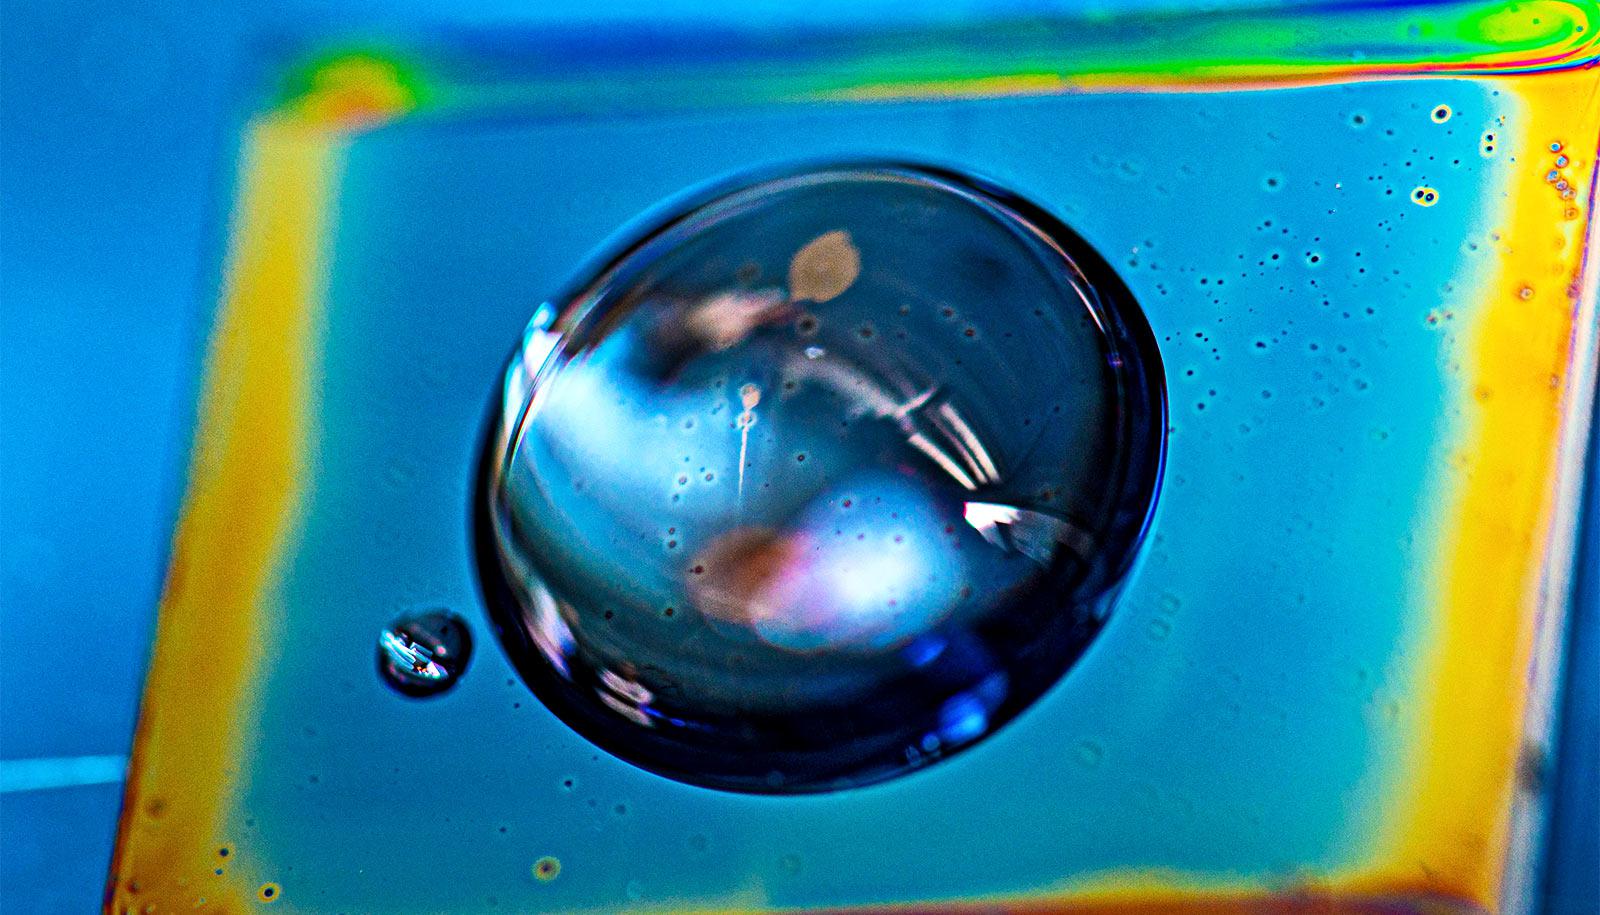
[1543,139,1580,214]
[1430,104,1452,124]
[479,165,1165,793]
[1411,186,1439,207]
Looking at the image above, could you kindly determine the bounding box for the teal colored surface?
[4,1,1596,913]
[1,7,1318,914]
[234,78,1498,910]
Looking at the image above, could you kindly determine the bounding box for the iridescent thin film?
[107,3,1598,912]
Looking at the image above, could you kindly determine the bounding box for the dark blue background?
[0,1,1593,911]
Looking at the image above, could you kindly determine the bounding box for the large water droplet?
[377,610,473,697]
[476,164,1165,792]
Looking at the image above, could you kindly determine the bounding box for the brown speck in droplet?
[789,230,861,303]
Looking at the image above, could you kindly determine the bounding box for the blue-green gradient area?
[241,78,1499,911]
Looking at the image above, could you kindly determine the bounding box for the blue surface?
[2,4,243,911]
[0,6,1020,911]
[1,1,1595,912]
[231,77,1498,911]
[0,785,128,912]
[1543,413,1600,915]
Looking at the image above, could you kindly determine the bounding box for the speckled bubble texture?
[109,3,1599,913]
[261,80,1505,906]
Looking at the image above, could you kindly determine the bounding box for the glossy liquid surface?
[108,5,1598,912]
[482,167,1164,792]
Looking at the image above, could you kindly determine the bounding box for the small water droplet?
[377,610,472,698]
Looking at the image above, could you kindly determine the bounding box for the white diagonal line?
[0,755,128,793]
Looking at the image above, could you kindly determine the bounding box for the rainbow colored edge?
[109,2,1600,913]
